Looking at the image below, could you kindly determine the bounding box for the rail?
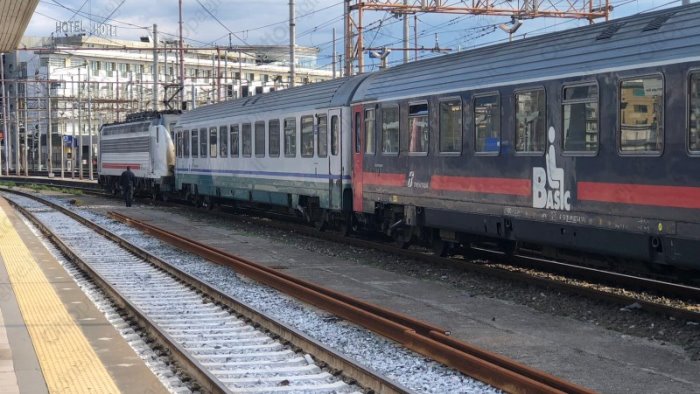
[109,210,595,394]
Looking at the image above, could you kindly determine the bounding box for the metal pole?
[72,74,76,178]
[23,84,28,177]
[179,0,186,109]
[344,0,352,77]
[88,64,93,180]
[153,24,159,111]
[0,54,7,176]
[414,14,419,62]
[289,0,296,87]
[238,49,242,98]
[14,79,19,175]
[403,0,409,64]
[217,47,221,102]
[47,83,53,177]
[78,68,83,179]
[358,6,364,73]
[224,50,228,100]
[332,28,337,79]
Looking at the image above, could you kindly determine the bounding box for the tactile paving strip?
[0,201,120,394]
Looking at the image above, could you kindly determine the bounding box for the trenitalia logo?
[533,127,572,211]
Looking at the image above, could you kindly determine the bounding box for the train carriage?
[173,76,368,226]
[349,4,700,268]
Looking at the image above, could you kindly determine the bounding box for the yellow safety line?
[0,203,120,394]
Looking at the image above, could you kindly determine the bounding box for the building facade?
[0,35,332,176]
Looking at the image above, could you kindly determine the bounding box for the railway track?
[1,187,595,394]
[4,176,699,322]
[1,190,404,394]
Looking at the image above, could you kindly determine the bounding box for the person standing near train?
[120,166,136,207]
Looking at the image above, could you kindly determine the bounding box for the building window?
[317,114,328,158]
[255,121,265,157]
[515,89,546,153]
[269,119,280,157]
[199,128,208,158]
[284,118,296,157]
[242,123,252,157]
[301,116,314,157]
[364,108,375,154]
[381,106,399,154]
[191,129,199,158]
[219,126,229,157]
[690,72,700,153]
[474,94,500,154]
[439,98,462,153]
[408,102,429,154]
[620,76,663,154]
[230,125,239,157]
[563,84,598,153]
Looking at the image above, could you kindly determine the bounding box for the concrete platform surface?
[0,198,167,394]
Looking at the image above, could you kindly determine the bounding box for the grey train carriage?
[348,4,700,269]
[172,3,700,271]
[173,76,368,226]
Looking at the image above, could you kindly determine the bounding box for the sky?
[25,0,683,72]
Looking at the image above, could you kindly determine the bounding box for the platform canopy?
[0,0,39,52]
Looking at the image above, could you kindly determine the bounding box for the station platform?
[0,198,166,393]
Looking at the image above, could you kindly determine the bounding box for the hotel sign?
[55,20,118,37]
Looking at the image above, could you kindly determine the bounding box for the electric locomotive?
[98,110,180,200]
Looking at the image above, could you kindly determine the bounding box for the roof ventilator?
[642,12,676,31]
[596,22,625,40]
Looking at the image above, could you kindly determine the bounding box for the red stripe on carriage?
[578,182,700,209]
[362,172,407,187]
[102,163,141,170]
[431,175,531,196]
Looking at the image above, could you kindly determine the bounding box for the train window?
[230,125,240,157]
[219,126,228,158]
[408,102,429,154]
[209,127,218,158]
[255,121,266,157]
[331,115,340,156]
[515,89,546,153]
[284,118,297,157]
[475,94,500,154]
[183,130,190,157]
[317,114,328,158]
[301,116,315,158]
[355,112,361,153]
[562,84,598,154]
[439,98,462,154]
[199,128,208,158]
[619,76,663,154]
[364,109,375,154]
[175,132,181,158]
[192,130,199,158]
[269,119,280,157]
[242,123,252,158]
[689,73,700,153]
[381,106,399,154]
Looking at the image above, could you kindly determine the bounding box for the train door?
[328,108,342,210]
[352,105,364,212]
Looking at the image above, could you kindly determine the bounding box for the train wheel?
[340,213,354,236]
[432,238,451,257]
[314,210,328,232]
[392,227,413,249]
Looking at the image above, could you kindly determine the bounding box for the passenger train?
[100,4,700,271]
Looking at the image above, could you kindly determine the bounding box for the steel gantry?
[344,0,612,75]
